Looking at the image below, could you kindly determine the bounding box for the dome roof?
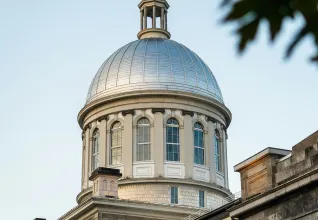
[86,38,224,104]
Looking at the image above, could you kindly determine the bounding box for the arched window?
[214,130,221,172]
[111,122,122,165]
[194,122,204,165]
[91,129,99,171]
[136,118,151,161]
[166,118,180,161]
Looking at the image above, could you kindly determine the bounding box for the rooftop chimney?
[234,147,291,201]
[89,167,122,198]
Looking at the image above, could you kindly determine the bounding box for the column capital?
[97,115,109,122]
[182,110,194,117]
[152,108,165,114]
[83,123,92,131]
[122,110,135,116]
[221,124,226,130]
[221,125,228,139]
[206,116,217,123]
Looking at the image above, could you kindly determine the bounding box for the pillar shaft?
[140,9,144,30]
[154,112,164,176]
[208,122,217,183]
[164,11,167,30]
[152,6,156,28]
[222,129,229,188]
[143,7,148,29]
[123,114,133,178]
[183,115,193,178]
[99,119,107,167]
[161,8,164,29]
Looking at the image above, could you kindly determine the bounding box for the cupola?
[137,0,171,39]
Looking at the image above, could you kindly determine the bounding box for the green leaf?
[237,18,261,52]
[223,0,257,22]
[286,25,309,58]
[267,14,285,41]
[220,0,232,8]
[310,53,318,63]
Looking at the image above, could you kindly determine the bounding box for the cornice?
[78,91,232,129]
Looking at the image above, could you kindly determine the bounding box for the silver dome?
[87,38,224,104]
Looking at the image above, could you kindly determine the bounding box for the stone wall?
[118,183,225,209]
[242,183,318,220]
[276,142,318,184]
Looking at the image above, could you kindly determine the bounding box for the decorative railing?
[221,191,242,205]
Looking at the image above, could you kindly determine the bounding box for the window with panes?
[171,186,179,204]
[194,122,204,165]
[111,122,122,165]
[92,129,100,171]
[214,130,221,172]
[166,118,180,161]
[136,118,151,161]
[199,190,205,207]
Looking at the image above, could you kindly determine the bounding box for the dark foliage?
[222,0,318,64]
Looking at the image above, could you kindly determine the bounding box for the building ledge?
[59,196,197,220]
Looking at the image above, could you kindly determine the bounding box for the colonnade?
[140,5,168,30]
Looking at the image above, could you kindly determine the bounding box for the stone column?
[164,11,167,30]
[81,132,86,189]
[152,6,156,28]
[99,119,107,167]
[204,129,209,166]
[179,123,184,163]
[222,127,229,189]
[153,110,164,176]
[122,112,133,178]
[84,128,89,188]
[143,7,148,29]
[208,121,216,183]
[106,129,111,166]
[84,126,91,187]
[140,9,144,30]
[183,115,193,178]
[161,8,164,29]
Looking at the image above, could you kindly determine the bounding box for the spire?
[137,0,171,39]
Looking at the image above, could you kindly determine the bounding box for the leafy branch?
[221,0,318,64]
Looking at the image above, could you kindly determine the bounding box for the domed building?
[60,0,232,219]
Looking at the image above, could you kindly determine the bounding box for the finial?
[137,0,171,39]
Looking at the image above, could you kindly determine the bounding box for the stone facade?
[195,130,318,220]
[118,183,225,209]
[78,101,231,208]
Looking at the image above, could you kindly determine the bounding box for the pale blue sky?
[0,0,317,219]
